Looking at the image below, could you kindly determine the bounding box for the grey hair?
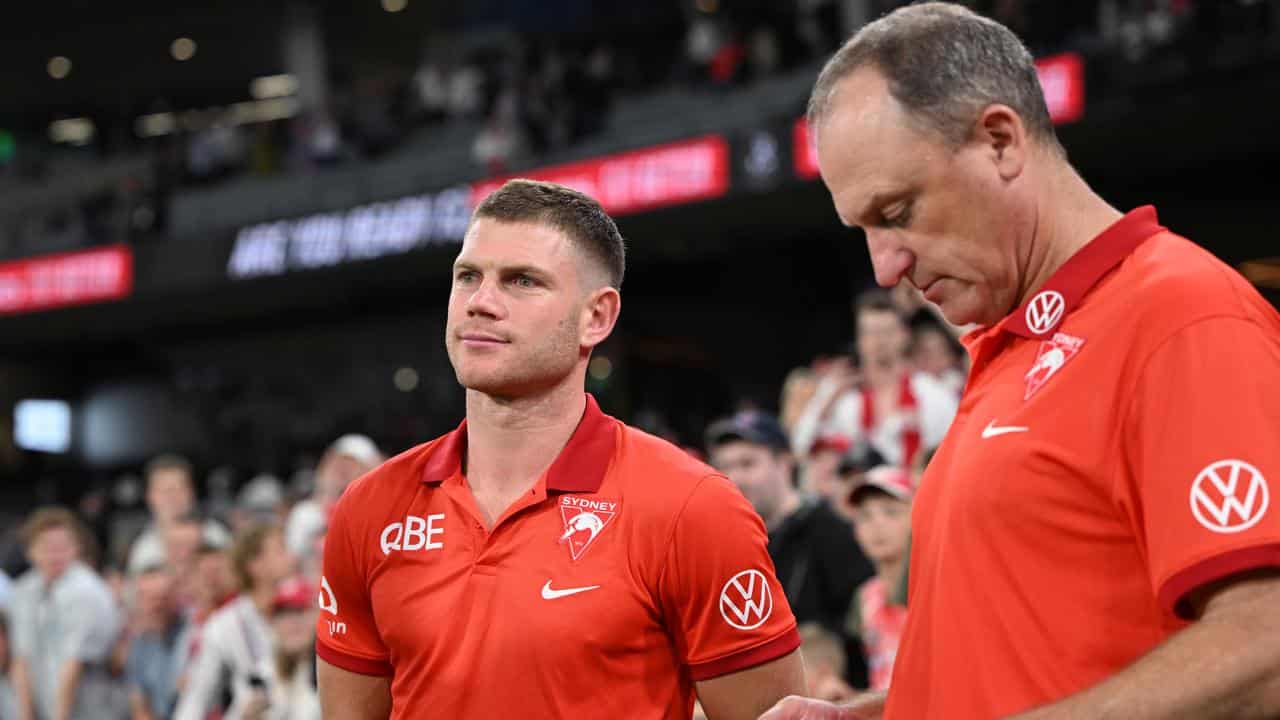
[807,2,1061,152]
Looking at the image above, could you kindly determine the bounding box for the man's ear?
[972,103,1028,181]
[581,286,621,349]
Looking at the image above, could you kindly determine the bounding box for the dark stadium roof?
[1,0,451,134]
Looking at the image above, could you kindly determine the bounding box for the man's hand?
[758,691,887,720]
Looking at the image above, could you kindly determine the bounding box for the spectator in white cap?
[231,475,287,534]
[845,465,915,692]
[285,435,383,572]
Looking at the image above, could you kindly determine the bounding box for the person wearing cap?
[284,435,384,569]
[766,3,1280,719]
[844,467,914,693]
[173,521,296,720]
[238,578,321,720]
[173,534,239,693]
[803,434,854,508]
[707,411,874,689]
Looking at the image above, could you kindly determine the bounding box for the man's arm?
[758,690,887,720]
[171,636,225,720]
[695,649,806,720]
[1010,571,1280,720]
[53,658,83,720]
[11,657,36,720]
[318,657,391,720]
[129,688,157,720]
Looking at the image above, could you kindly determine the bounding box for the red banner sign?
[793,119,821,180]
[0,245,133,315]
[1035,52,1085,125]
[472,135,730,216]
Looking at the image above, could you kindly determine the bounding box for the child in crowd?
[846,466,914,691]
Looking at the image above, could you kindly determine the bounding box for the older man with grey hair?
[763,3,1280,719]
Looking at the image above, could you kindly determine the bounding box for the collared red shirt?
[885,207,1280,719]
[317,394,799,719]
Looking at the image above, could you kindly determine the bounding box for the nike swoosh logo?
[982,420,1029,439]
[540,581,601,600]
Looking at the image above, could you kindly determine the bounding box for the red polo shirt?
[885,207,1280,718]
[317,395,800,718]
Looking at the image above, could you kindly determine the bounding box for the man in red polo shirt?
[766,3,1280,719]
[316,179,804,719]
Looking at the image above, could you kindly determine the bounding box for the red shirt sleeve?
[315,480,393,676]
[658,475,800,681]
[1121,316,1280,620]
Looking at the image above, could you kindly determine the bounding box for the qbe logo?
[719,569,773,631]
[1190,459,1269,534]
[380,514,446,555]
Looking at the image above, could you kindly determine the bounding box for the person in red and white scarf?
[791,289,957,469]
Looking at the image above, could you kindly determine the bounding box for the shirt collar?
[999,206,1164,339]
[421,393,616,493]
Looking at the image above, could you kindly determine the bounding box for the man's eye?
[883,205,912,228]
[513,275,538,288]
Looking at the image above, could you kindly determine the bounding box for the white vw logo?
[1190,459,1269,534]
[1025,290,1065,335]
[719,569,773,630]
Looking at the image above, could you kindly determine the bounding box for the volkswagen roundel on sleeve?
[884,207,1280,720]
[316,395,799,719]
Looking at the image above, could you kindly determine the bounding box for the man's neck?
[250,584,276,618]
[875,556,906,596]
[1017,162,1125,308]
[765,490,803,532]
[463,375,587,499]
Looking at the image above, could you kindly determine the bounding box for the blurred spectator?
[706,411,874,688]
[909,319,967,396]
[128,455,231,576]
[801,434,854,507]
[846,467,914,691]
[0,611,16,720]
[174,538,238,696]
[173,522,296,720]
[0,569,11,612]
[241,577,320,720]
[285,434,383,579]
[10,507,128,720]
[232,475,288,534]
[124,558,185,720]
[779,366,819,435]
[412,60,450,124]
[791,289,958,469]
[798,622,857,702]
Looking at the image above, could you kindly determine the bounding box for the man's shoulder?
[1088,232,1280,370]
[1123,233,1274,326]
[204,595,250,634]
[61,564,113,602]
[613,424,722,500]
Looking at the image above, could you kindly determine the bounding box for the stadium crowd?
[0,283,965,719]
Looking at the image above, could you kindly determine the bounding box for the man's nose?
[865,230,915,288]
[465,278,503,317]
